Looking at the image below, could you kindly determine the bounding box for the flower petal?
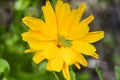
[60,48,77,65]
[46,62,51,71]
[55,0,70,33]
[81,15,94,24]
[24,49,35,53]
[62,63,70,80]
[90,53,99,59]
[33,51,45,64]
[74,63,81,69]
[67,23,89,40]
[71,3,86,25]
[60,9,77,36]
[22,16,57,39]
[47,55,64,72]
[42,1,57,35]
[28,41,54,50]
[77,53,88,66]
[40,44,59,60]
[60,3,86,37]
[22,31,54,42]
[22,16,42,31]
[79,31,104,43]
[31,43,59,61]
[72,41,96,55]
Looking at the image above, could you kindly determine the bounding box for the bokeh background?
[0,0,120,80]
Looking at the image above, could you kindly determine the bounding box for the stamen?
[55,36,72,48]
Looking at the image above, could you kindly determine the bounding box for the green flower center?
[57,37,72,48]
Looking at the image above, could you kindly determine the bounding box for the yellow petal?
[60,3,86,37]
[74,63,81,69]
[77,53,88,66]
[47,55,64,72]
[72,41,96,55]
[22,16,57,39]
[60,48,77,65]
[90,53,99,59]
[79,31,104,43]
[81,15,94,24]
[28,41,54,50]
[55,0,70,33]
[22,16,42,31]
[24,49,35,53]
[67,3,86,40]
[46,61,52,71]
[40,44,59,60]
[62,63,70,80]
[42,1,57,35]
[60,9,77,36]
[22,31,54,42]
[77,3,86,21]
[67,23,89,40]
[71,3,86,26]
[33,51,45,64]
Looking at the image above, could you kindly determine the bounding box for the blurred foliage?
[95,65,105,80]
[70,70,76,80]
[0,0,58,80]
[0,58,10,80]
[115,66,120,80]
[0,0,120,80]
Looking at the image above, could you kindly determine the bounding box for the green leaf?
[39,61,47,74]
[51,0,57,8]
[115,66,120,80]
[24,7,39,17]
[76,72,90,80]
[0,58,10,77]
[70,70,76,80]
[14,0,30,11]
[52,72,60,80]
[95,65,105,80]
[1,77,7,80]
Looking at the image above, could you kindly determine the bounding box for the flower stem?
[52,72,60,80]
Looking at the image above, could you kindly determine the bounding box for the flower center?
[55,36,72,48]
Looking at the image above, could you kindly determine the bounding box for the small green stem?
[95,64,105,80]
[52,72,60,80]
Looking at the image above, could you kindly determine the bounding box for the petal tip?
[22,16,30,22]
[92,53,99,59]
[91,15,95,20]
[99,31,104,39]
[81,3,86,8]
[32,58,40,64]
[24,49,35,53]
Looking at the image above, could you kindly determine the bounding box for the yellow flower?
[21,0,104,80]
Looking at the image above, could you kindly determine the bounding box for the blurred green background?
[0,0,120,80]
